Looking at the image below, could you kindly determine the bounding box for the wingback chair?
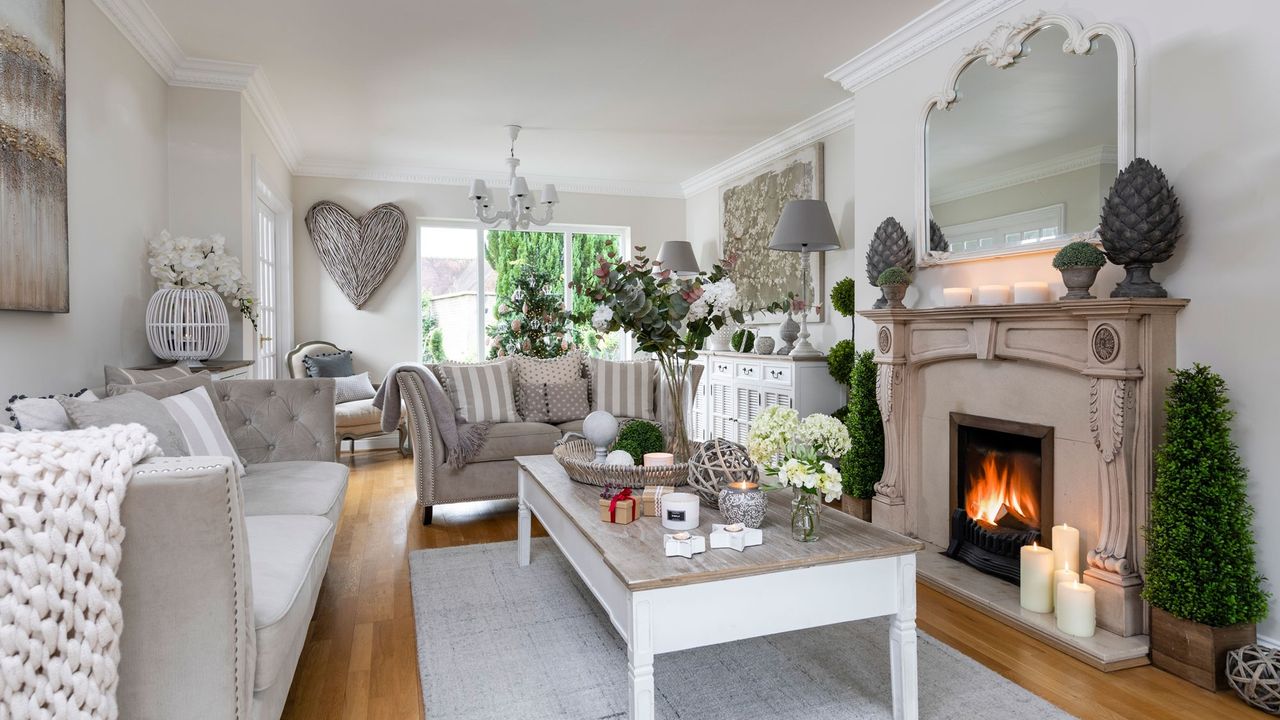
[285,340,407,456]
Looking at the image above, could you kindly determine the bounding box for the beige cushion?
[587,358,656,420]
[104,363,192,386]
[245,514,333,693]
[432,359,520,423]
[469,422,562,463]
[334,397,381,429]
[241,461,350,526]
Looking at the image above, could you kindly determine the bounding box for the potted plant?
[745,406,850,542]
[145,232,258,365]
[1052,241,1107,300]
[876,267,911,309]
[1143,365,1268,690]
[1100,158,1183,298]
[839,351,882,521]
[831,276,856,335]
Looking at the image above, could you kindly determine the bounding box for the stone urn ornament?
[866,217,915,309]
[754,336,775,355]
[1052,240,1108,300]
[776,313,799,354]
[876,267,911,309]
[1099,158,1183,298]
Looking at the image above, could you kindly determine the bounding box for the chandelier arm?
[525,205,555,227]
[473,201,506,226]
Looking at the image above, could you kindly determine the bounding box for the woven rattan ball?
[1227,644,1280,715]
[686,438,759,506]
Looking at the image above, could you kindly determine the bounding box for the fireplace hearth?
[945,413,1053,584]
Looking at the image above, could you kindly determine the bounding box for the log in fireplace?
[946,413,1054,584]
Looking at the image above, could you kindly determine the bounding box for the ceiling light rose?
[470,125,559,230]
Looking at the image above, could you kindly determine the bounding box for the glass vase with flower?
[746,406,851,542]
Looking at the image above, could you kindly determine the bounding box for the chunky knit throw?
[0,424,159,720]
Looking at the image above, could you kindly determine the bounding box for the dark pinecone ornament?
[1099,158,1182,298]
[866,217,914,309]
[929,218,950,253]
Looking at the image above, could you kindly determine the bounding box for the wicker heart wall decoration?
[304,201,408,309]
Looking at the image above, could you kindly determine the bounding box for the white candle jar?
[661,492,701,531]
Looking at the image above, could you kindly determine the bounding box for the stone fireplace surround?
[860,299,1186,669]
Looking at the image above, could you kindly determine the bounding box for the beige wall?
[0,1,168,399]
[290,175,685,380]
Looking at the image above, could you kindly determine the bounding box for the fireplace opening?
[945,413,1054,584]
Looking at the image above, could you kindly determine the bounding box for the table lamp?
[768,200,841,357]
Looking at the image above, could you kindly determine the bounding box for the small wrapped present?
[599,486,638,525]
[641,485,676,517]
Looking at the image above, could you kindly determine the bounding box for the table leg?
[628,597,655,720]
[517,469,531,567]
[890,553,919,720]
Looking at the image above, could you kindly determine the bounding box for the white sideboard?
[690,351,845,446]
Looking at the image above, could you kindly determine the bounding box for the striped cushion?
[588,358,655,420]
[104,364,192,386]
[433,360,520,423]
[160,386,245,475]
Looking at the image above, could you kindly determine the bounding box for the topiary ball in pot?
[613,419,666,464]
[876,267,911,309]
[831,277,857,318]
[1099,158,1183,298]
[1053,241,1107,301]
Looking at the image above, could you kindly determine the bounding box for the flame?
[965,453,1039,528]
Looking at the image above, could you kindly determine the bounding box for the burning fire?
[966,453,1039,529]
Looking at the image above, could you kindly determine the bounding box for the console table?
[690,351,843,446]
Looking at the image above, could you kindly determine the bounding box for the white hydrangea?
[777,458,843,502]
[591,305,614,331]
[794,413,852,459]
[687,278,742,324]
[746,405,799,463]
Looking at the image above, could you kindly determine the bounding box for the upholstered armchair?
[285,340,407,456]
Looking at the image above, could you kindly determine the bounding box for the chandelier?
[469,125,559,230]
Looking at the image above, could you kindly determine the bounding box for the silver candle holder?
[717,481,766,529]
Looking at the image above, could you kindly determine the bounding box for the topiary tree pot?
[1150,606,1256,691]
[1112,262,1169,298]
[1058,266,1101,300]
[839,495,873,522]
[881,284,908,309]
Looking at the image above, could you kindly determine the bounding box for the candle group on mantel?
[1019,524,1096,638]
[943,281,1053,307]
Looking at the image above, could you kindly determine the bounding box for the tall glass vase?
[791,488,821,542]
[661,361,691,462]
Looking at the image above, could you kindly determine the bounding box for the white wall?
[291,175,685,380]
[689,0,1280,639]
[0,1,168,399]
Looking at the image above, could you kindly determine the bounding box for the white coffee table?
[515,455,923,720]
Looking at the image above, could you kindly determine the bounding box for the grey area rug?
[410,539,1075,720]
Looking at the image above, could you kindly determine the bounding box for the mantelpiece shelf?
[859,297,1188,323]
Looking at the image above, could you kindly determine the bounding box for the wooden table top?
[516,455,923,591]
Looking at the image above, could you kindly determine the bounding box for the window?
[942,204,1065,254]
[418,221,630,363]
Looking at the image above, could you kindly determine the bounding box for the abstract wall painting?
[719,142,823,322]
[1,0,68,312]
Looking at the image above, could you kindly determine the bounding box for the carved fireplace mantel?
[859,298,1187,637]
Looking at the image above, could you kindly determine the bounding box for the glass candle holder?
[718,481,766,529]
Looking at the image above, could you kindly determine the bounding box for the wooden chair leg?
[422,506,434,526]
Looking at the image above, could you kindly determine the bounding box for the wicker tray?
[552,439,689,489]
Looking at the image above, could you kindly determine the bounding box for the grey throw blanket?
[374,363,489,468]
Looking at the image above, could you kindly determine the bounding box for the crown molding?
[824,0,1027,93]
[91,0,183,78]
[930,145,1117,205]
[679,96,855,198]
[294,160,686,199]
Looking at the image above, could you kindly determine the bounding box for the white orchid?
[148,231,259,330]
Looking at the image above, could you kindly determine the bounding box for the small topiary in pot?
[613,419,666,464]
[875,267,911,309]
[1053,241,1107,301]
[730,328,756,353]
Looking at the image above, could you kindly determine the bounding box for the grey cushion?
[241,461,350,526]
[244,514,333,693]
[108,373,228,428]
[470,422,562,464]
[517,380,589,424]
[333,371,376,404]
[104,364,192,386]
[302,350,354,378]
[59,392,190,457]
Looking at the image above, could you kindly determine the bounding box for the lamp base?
[789,340,823,358]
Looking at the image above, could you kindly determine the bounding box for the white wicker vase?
[145,288,230,364]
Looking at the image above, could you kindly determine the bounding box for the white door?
[254,198,278,378]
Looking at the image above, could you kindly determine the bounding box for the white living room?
[1,1,1277,719]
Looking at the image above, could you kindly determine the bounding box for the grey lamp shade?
[768,199,841,252]
[656,241,701,275]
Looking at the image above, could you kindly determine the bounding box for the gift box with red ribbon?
[598,486,638,525]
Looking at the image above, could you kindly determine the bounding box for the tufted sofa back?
[214,378,337,464]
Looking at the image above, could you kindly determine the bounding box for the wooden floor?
[281,449,1263,720]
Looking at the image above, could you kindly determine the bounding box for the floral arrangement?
[578,246,785,458]
[746,406,850,502]
[148,231,258,330]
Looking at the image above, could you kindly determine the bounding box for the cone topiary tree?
[840,350,884,500]
[488,264,577,359]
[1142,364,1268,627]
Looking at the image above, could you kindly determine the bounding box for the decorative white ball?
[582,410,619,448]
[604,450,635,466]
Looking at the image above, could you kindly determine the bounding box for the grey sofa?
[116,378,348,720]
[397,365,702,525]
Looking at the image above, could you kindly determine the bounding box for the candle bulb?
[1056,580,1097,637]
[1020,542,1055,613]
[1052,523,1080,574]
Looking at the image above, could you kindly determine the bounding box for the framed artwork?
[1,0,69,312]
[719,142,824,324]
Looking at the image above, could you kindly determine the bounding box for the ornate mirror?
[916,12,1134,266]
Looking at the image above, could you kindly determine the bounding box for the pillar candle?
[1055,581,1097,637]
[1052,523,1080,574]
[643,452,674,466]
[1020,543,1055,613]
[977,285,1011,305]
[1013,281,1051,304]
[943,287,972,307]
[1054,565,1079,611]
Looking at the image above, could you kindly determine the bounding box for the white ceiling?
[142,0,937,191]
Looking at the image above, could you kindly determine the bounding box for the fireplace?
[945,413,1054,584]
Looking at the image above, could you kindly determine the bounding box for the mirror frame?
[915,11,1135,267]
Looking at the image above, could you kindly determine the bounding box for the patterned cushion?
[587,358,655,420]
[333,372,377,404]
[159,386,245,475]
[517,380,590,424]
[103,364,192,386]
[302,350,355,378]
[6,389,98,431]
[432,359,520,423]
[511,351,585,418]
